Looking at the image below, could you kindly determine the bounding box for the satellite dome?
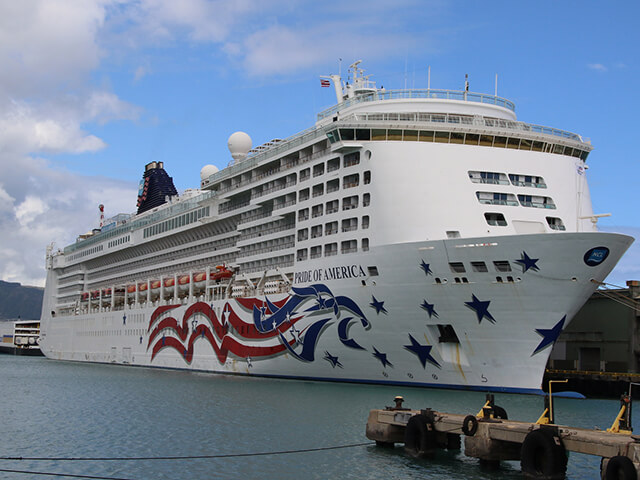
[200,164,219,181]
[228,131,252,164]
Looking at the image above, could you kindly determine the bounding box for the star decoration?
[464,294,496,324]
[532,316,565,356]
[419,260,433,276]
[404,334,441,369]
[515,251,540,273]
[420,299,438,318]
[372,346,393,368]
[324,351,343,368]
[370,296,387,315]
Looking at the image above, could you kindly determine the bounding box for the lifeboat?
[127,284,136,294]
[138,282,148,292]
[81,292,89,302]
[150,280,161,292]
[192,272,207,292]
[102,288,112,298]
[177,275,190,292]
[212,265,234,282]
[163,277,175,295]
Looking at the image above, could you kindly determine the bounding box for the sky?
[0,0,638,287]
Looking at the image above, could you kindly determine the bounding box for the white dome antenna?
[200,164,219,181]
[228,132,252,164]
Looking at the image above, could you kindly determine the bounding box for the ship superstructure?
[40,61,633,393]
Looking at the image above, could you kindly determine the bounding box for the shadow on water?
[0,356,628,479]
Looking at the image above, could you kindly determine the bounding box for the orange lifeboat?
[178,275,190,292]
[163,277,175,295]
[150,280,161,291]
[127,284,136,294]
[102,288,112,297]
[212,265,233,282]
[138,282,148,292]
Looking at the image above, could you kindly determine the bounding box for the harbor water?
[0,356,633,479]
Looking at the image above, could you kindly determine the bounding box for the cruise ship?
[39,61,633,393]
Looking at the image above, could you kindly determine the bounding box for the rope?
[0,441,373,462]
[0,468,136,480]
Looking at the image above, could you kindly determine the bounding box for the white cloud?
[587,63,607,72]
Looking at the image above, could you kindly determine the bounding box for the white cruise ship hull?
[40,231,632,394]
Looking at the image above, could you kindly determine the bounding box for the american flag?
[320,79,330,87]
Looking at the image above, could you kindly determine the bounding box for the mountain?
[0,280,44,320]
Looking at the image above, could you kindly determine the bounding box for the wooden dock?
[366,395,640,479]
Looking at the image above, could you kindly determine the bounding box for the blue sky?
[0,0,638,286]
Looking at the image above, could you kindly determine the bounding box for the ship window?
[484,212,507,226]
[476,192,518,206]
[312,183,324,197]
[449,262,466,273]
[326,130,339,144]
[299,188,310,202]
[298,208,309,221]
[450,132,464,144]
[313,163,324,177]
[469,171,508,185]
[471,261,488,272]
[340,129,355,141]
[355,129,371,140]
[310,246,322,259]
[572,149,582,158]
[531,141,544,152]
[388,129,402,141]
[520,138,532,151]
[404,130,418,141]
[372,129,386,140]
[518,194,556,209]
[327,158,340,172]
[297,229,308,241]
[341,240,357,254]
[326,199,339,214]
[342,217,358,232]
[362,238,369,251]
[446,231,461,239]
[325,243,338,256]
[509,174,547,188]
[363,193,370,207]
[493,136,507,148]
[437,324,460,343]
[364,171,371,184]
[343,174,359,189]
[553,144,565,154]
[300,168,310,181]
[325,221,338,235]
[311,225,322,238]
[362,215,370,229]
[493,261,512,272]
[546,217,566,231]
[344,152,360,167]
[367,265,379,276]
[296,249,308,261]
[343,195,359,210]
[419,130,434,142]
[435,131,449,143]
[312,204,323,218]
[464,133,479,145]
[507,137,521,149]
[479,135,493,146]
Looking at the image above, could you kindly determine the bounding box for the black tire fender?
[520,428,567,479]
[605,455,637,480]
[404,414,437,458]
[461,415,478,436]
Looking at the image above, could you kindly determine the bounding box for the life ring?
[493,405,508,420]
[604,455,637,480]
[520,428,567,479]
[461,415,478,436]
[404,414,437,458]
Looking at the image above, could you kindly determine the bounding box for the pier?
[366,394,640,479]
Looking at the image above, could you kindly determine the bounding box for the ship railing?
[218,199,251,214]
[273,199,296,211]
[238,241,295,258]
[317,88,516,122]
[240,223,295,241]
[238,210,273,225]
[252,180,297,199]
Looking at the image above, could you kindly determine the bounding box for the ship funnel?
[228,132,252,164]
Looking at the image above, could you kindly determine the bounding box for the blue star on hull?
[372,346,393,368]
[532,316,565,356]
[404,334,441,369]
[323,351,343,368]
[515,251,540,273]
[419,260,433,276]
[370,296,387,315]
[420,299,438,318]
[464,294,496,324]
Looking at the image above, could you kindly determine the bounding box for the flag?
[320,79,330,87]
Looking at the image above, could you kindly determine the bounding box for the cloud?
[587,63,607,72]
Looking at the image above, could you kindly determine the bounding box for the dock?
[366,394,640,479]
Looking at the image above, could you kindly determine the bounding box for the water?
[0,356,629,479]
